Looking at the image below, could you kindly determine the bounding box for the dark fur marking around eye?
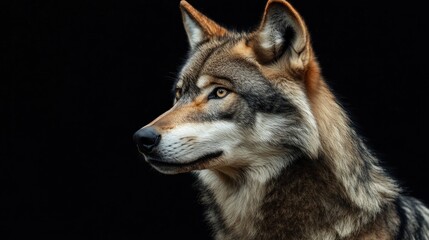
[242,87,296,114]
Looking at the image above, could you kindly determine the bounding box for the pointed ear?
[180,1,228,50]
[251,0,311,69]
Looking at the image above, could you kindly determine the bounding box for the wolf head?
[134,0,322,174]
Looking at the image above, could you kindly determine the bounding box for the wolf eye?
[209,87,229,100]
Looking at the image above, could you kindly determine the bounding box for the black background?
[2,0,428,239]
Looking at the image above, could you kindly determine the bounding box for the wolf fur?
[133,0,429,239]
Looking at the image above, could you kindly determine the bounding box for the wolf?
[133,0,429,239]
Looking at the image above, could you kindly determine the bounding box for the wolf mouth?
[147,151,223,169]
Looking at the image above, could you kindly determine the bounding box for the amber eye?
[209,87,229,100]
[175,88,182,100]
[216,88,228,98]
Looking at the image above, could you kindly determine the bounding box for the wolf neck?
[197,151,397,239]
[197,164,280,239]
[308,78,399,213]
[196,77,399,239]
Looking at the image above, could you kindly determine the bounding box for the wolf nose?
[133,127,161,153]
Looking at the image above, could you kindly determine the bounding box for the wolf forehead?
[177,36,257,86]
[174,37,296,114]
[176,35,295,103]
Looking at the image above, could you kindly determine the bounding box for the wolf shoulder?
[395,195,429,239]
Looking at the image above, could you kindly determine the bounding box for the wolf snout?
[133,126,161,154]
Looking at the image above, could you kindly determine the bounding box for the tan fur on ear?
[180,1,227,38]
[251,0,312,70]
[260,0,309,48]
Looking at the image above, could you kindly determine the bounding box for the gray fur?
[134,0,429,239]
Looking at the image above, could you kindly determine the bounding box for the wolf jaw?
[133,0,429,239]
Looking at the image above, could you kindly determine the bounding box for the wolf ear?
[180,1,228,50]
[251,0,311,69]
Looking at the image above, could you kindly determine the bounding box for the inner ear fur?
[180,1,228,49]
[250,0,311,69]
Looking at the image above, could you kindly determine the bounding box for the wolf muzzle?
[133,126,161,154]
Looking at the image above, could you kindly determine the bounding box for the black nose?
[133,127,161,153]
